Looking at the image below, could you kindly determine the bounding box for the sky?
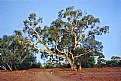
[0,0,121,62]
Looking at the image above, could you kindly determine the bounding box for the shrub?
[44,62,54,68]
[56,63,71,68]
[106,60,118,67]
[31,62,42,68]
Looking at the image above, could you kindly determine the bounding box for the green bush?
[31,62,42,68]
[106,60,118,67]
[118,60,121,66]
[18,62,32,70]
[56,63,71,68]
[81,60,95,68]
[44,62,54,68]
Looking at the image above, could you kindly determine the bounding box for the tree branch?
[55,46,65,54]
[74,50,92,58]
[64,29,78,50]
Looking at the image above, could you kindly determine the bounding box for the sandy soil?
[0,67,121,81]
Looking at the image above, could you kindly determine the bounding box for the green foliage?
[31,62,43,68]
[18,61,32,70]
[111,56,121,60]
[81,56,95,68]
[118,60,121,66]
[44,62,54,69]
[0,31,37,70]
[97,58,106,67]
[55,63,71,68]
[22,6,109,70]
[0,6,110,70]
[76,53,96,68]
[106,60,118,67]
[103,56,121,67]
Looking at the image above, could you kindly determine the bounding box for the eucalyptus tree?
[111,56,121,61]
[0,30,37,70]
[23,6,109,70]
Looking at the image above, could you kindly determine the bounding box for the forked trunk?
[7,63,12,71]
[71,63,76,70]
[70,63,82,71]
[66,57,81,71]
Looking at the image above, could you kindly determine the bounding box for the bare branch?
[74,50,92,58]
[55,46,65,54]
[64,29,78,50]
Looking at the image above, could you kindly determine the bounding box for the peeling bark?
[7,63,12,71]
[0,65,7,70]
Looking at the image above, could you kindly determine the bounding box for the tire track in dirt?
[33,71,68,81]
[0,70,68,81]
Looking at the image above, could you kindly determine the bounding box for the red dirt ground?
[0,67,121,81]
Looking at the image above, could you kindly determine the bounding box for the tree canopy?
[0,31,37,70]
[22,6,109,70]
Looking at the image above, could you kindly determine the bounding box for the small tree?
[81,54,95,68]
[111,56,121,61]
[0,31,37,70]
[105,56,121,67]
[23,6,109,70]
[106,60,118,67]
